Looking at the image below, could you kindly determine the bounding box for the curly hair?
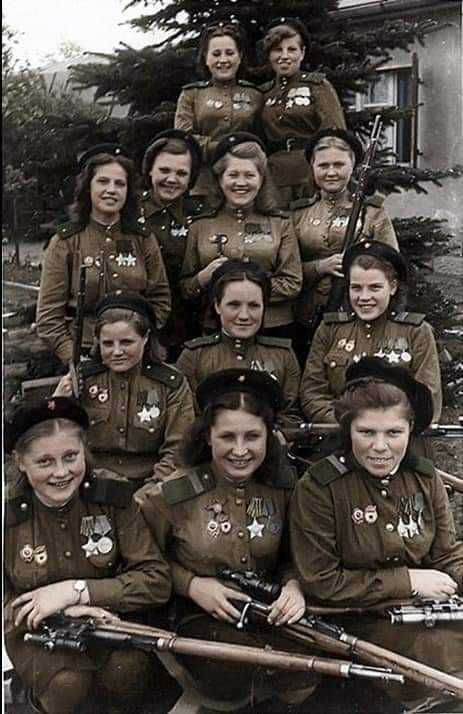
[197,23,246,78]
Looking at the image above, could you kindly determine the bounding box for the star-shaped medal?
[388,351,400,364]
[125,253,136,267]
[176,225,188,239]
[137,405,152,422]
[247,518,264,539]
[82,538,99,558]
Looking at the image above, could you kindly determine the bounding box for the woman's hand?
[197,257,229,288]
[11,581,78,630]
[64,604,120,624]
[267,579,306,626]
[317,253,344,278]
[188,576,250,623]
[409,569,458,600]
[53,372,73,397]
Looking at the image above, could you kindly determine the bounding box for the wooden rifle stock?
[70,265,87,398]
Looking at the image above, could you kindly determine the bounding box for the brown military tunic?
[175,79,263,195]
[81,359,195,481]
[177,331,302,431]
[36,219,171,363]
[292,191,399,325]
[300,311,442,423]
[290,452,463,703]
[260,71,346,203]
[180,205,302,329]
[4,470,171,697]
[139,191,205,352]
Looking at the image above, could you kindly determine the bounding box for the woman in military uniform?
[175,22,262,198]
[260,18,346,206]
[180,132,302,338]
[300,241,442,425]
[140,129,204,359]
[36,146,171,365]
[4,396,171,714]
[136,369,319,708]
[291,357,463,711]
[177,259,302,435]
[292,128,399,363]
[54,292,194,483]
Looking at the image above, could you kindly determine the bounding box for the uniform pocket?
[323,352,350,395]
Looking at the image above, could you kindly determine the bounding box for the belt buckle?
[286,138,295,152]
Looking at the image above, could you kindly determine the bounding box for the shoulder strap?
[162,468,216,505]
[300,71,326,84]
[391,312,425,326]
[142,361,184,389]
[182,80,211,90]
[256,335,292,349]
[364,193,385,208]
[82,360,108,379]
[237,79,261,91]
[267,209,290,218]
[184,333,221,350]
[310,454,350,486]
[260,79,275,92]
[323,312,356,325]
[290,196,318,210]
[57,222,84,240]
[81,471,134,508]
[413,456,436,478]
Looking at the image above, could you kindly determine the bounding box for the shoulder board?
[290,196,318,211]
[237,79,260,90]
[323,311,356,325]
[300,71,326,84]
[256,335,292,349]
[184,333,221,350]
[390,312,425,326]
[81,360,107,379]
[162,468,215,505]
[190,207,219,222]
[5,491,33,528]
[267,209,290,218]
[125,221,150,237]
[182,80,211,90]
[260,79,275,92]
[413,456,436,478]
[142,361,184,389]
[57,222,84,239]
[184,197,206,216]
[310,454,349,486]
[364,193,385,208]
[81,470,134,508]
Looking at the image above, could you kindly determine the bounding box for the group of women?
[5,14,462,714]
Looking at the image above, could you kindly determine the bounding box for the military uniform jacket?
[290,453,463,607]
[292,190,399,324]
[81,359,195,481]
[177,331,302,428]
[137,462,297,598]
[261,72,345,189]
[180,205,302,328]
[4,470,171,693]
[300,311,442,423]
[36,219,171,363]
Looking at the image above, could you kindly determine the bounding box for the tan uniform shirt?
[292,191,399,324]
[261,71,345,194]
[177,331,302,429]
[5,470,171,694]
[81,359,195,481]
[300,311,442,423]
[36,219,171,363]
[137,462,297,598]
[180,205,302,328]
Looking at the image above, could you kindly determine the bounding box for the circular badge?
[351,508,364,525]
[401,352,412,363]
[89,385,99,398]
[98,390,109,403]
[97,536,114,555]
[221,521,232,534]
[207,520,220,537]
[20,544,34,562]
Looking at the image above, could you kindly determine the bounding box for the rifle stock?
[70,265,87,398]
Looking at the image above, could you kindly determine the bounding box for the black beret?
[95,291,157,328]
[208,258,271,304]
[142,129,202,189]
[77,144,130,174]
[343,241,408,283]
[304,128,364,166]
[5,397,89,454]
[196,368,282,413]
[210,132,267,167]
[345,356,433,433]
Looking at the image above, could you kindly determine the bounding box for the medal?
[94,515,111,536]
[97,536,114,554]
[220,521,232,534]
[34,545,48,566]
[337,338,347,349]
[267,519,281,535]
[247,518,264,539]
[89,385,99,399]
[364,505,378,524]
[149,405,160,419]
[387,350,400,364]
[401,351,411,363]
[84,256,94,267]
[214,101,223,109]
[345,340,355,352]
[98,390,109,403]
[82,537,99,557]
[138,405,151,422]
[207,520,220,537]
[20,544,34,563]
[351,508,364,525]
[80,516,95,538]
[311,219,321,226]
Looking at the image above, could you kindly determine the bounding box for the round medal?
[97,536,113,555]
[20,544,34,562]
[401,352,412,363]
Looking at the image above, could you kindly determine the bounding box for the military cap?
[262,17,309,47]
[5,397,89,454]
[211,132,267,167]
[345,356,433,432]
[196,368,282,413]
[208,258,272,304]
[142,129,202,188]
[96,291,157,328]
[77,143,130,174]
[343,241,408,283]
[304,128,364,166]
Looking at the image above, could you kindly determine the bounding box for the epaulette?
[290,195,319,211]
[142,361,184,389]
[5,490,33,528]
[390,312,425,327]
[189,207,219,222]
[259,79,275,92]
[57,222,84,239]
[184,197,206,216]
[323,311,356,325]
[81,470,134,508]
[300,71,326,84]
[256,335,292,349]
[267,208,290,218]
[162,467,215,505]
[237,79,261,91]
[184,333,221,350]
[81,360,107,379]
[125,221,150,237]
[182,80,211,90]
[310,454,350,486]
[365,193,385,209]
[413,457,436,478]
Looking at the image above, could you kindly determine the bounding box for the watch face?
[74,579,86,592]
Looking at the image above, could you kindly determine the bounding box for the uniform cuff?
[87,579,123,608]
[172,563,196,597]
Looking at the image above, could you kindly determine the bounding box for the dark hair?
[180,391,282,482]
[92,307,162,363]
[69,153,139,231]
[262,21,308,60]
[209,262,270,330]
[334,379,413,452]
[348,253,407,311]
[142,137,193,187]
[197,23,246,78]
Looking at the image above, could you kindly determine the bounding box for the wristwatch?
[73,579,87,604]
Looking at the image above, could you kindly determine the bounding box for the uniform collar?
[33,488,80,515]
[89,216,122,236]
[345,449,417,480]
[221,329,256,353]
[211,77,235,89]
[277,70,301,90]
[223,203,255,219]
[320,188,350,207]
[354,310,390,331]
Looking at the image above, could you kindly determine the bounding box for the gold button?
[236,355,244,361]
[64,551,72,558]
[105,237,112,242]
[112,273,118,278]
[381,490,388,497]
[149,428,155,433]
[366,334,371,339]
[60,522,67,530]
[120,383,125,389]
[90,419,96,426]
[109,254,115,259]
[240,556,248,563]
[330,361,336,368]
[385,523,394,532]
[20,502,28,511]
[83,481,91,489]
[236,499,243,506]
[119,427,125,434]
[238,531,245,538]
